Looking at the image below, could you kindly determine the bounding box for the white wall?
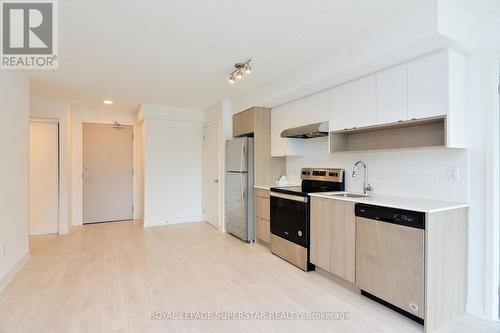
[143,119,203,226]
[139,104,206,227]
[0,72,30,290]
[29,96,72,234]
[465,12,500,319]
[70,107,138,225]
[204,100,232,231]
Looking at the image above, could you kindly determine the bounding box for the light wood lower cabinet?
[310,197,333,270]
[254,188,270,244]
[310,197,355,283]
[255,218,270,244]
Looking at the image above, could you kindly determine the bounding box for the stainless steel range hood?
[280,122,329,139]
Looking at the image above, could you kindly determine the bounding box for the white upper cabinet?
[408,51,447,120]
[271,104,291,157]
[376,64,408,124]
[328,84,351,132]
[351,75,377,128]
[274,49,467,154]
[270,91,329,157]
[304,91,329,124]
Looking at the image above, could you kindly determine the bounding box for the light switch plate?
[0,245,5,259]
[447,167,459,182]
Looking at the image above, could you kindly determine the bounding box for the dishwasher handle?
[355,203,425,230]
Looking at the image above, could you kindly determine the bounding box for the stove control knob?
[298,230,303,237]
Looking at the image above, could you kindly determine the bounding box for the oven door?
[270,192,309,248]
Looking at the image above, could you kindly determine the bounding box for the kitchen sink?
[329,193,370,198]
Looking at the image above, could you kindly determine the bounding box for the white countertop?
[309,192,469,213]
[254,184,300,191]
[254,185,273,190]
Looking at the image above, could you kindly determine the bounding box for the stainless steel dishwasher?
[355,203,425,325]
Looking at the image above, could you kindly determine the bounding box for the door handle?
[213,179,218,183]
[240,175,245,207]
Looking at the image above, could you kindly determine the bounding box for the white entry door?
[204,122,219,228]
[82,123,133,224]
[29,121,59,235]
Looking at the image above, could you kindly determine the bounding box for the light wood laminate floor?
[0,221,498,333]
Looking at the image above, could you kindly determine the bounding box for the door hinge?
[132,205,134,214]
[132,169,134,176]
[132,133,134,140]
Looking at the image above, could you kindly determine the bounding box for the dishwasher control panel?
[355,204,425,229]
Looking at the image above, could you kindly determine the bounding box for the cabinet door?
[254,191,271,243]
[243,108,256,134]
[271,105,289,156]
[255,217,271,243]
[310,197,333,271]
[351,75,377,128]
[331,201,356,283]
[255,195,270,221]
[377,65,408,124]
[233,109,255,137]
[408,51,447,120]
[304,91,329,124]
[233,113,242,137]
[329,84,351,132]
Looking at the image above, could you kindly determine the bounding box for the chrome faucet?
[352,161,373,195]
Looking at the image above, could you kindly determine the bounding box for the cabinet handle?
[344,128,348,131]
[353,127,357,129]
[411,118,417,121]
[398,120,404,123]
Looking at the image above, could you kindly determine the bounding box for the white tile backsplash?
[285,148,469,202]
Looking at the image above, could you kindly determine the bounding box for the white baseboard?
[0,251,30,293]
[143,216,203,227]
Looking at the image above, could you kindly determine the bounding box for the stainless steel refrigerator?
[225,137,254,242]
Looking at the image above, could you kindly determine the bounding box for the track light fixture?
[228,59,252,84]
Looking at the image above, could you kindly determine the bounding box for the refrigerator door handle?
[240,174,245,206]
[240,139,245,172]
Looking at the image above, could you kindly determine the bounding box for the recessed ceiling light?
[103,100,113,105]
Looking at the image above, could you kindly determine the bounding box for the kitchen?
[225,49,470,333]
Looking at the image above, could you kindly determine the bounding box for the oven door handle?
[270,192,308,203]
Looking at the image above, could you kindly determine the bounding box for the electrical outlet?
[0,245,5,259]
[446,167,459,182]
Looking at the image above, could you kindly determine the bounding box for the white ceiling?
[31,0,431,110]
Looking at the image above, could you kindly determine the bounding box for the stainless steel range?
[270,168,345,271]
